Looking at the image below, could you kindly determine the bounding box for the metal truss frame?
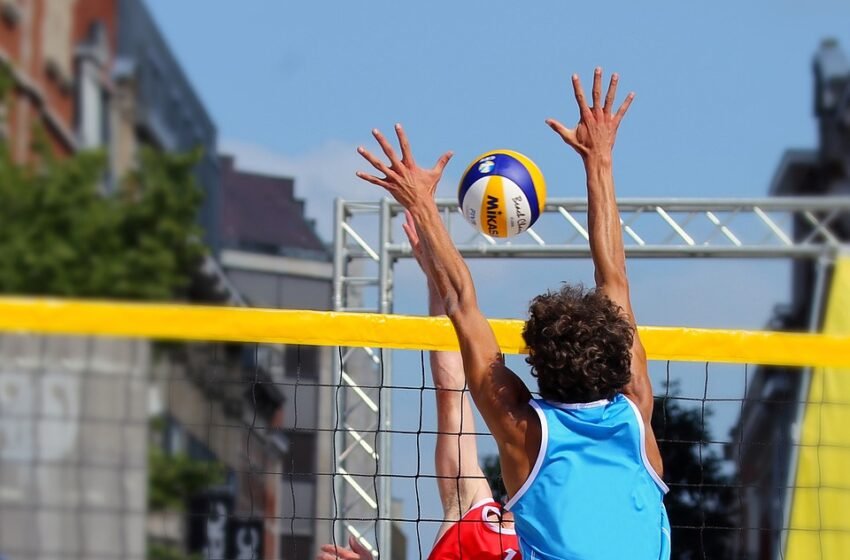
[331,196,850,555]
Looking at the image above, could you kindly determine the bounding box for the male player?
[317,212,520,560]
[355,68,670,559]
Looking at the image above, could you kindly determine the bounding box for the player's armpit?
[626,339,653,407]
[492,395,543,500]
[644,420,664,479]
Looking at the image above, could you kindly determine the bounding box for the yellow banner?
[786,256,850,558]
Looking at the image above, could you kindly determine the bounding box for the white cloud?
[220,138,378,242]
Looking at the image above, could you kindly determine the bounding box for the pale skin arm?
[356,126,539,498]
[402,212,492,538]
[546,67,663,476]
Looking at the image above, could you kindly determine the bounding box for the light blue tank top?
[504,394,671,560]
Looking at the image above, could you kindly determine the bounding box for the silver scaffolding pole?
[331,198,384,557]
[375,198,394,557]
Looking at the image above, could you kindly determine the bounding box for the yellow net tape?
[0,296,848,367]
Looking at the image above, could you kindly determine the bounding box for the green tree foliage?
[147,542,201,560]
[0,141,205,300]
[147,446,225,512]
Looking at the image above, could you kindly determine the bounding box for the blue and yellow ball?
[457,150,546,238]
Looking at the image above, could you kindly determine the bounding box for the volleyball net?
[0,285,848,560]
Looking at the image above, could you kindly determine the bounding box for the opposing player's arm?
[547,68,662,475]
[356,126,537,494]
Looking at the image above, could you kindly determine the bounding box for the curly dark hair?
[522,284,634,403]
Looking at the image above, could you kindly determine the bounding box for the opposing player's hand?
[356,124,452,210]
[316,536,372,560]
[546,67,634,161]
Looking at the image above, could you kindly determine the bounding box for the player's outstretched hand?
[546,67,634,161]
[356,123,452,210]
[316,536,372,560]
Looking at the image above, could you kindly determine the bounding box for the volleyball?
[457,150,546,238]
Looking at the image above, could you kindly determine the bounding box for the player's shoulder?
[429,499,520,560]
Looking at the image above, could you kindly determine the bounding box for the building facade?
[0,0,117,159]
[0,2,250,559]
[0,0,221,252]
[115,0,221,252]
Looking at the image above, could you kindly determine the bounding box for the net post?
[376,197,394,557]
[331,198,348,549]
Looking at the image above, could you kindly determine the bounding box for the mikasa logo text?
[485,195,501,235]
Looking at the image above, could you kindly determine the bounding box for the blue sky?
[149,0,848,231]
[146,1,849,555]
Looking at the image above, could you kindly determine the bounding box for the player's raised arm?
[546,68,662,475]
[356,125,538,495]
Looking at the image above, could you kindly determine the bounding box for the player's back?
[504,394,670,560]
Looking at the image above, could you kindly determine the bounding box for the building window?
[1,1,21,27]
[0,68,8,141]
[77,61,106,148]
[283,431,315,480]
[169,90,183,141]
[164,417,185,454]
[186,432,217,462]
[145,55,164,110]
